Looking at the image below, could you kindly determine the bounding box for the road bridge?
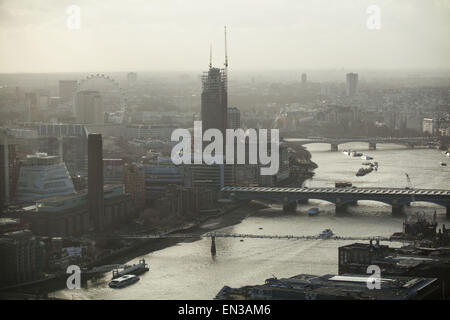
[221,186,450,217]
[284,136,437,151]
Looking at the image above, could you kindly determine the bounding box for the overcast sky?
[0,0,449,73]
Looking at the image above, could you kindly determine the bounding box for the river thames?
[52,143,450,299]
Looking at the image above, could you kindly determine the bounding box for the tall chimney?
[88,133,104,231]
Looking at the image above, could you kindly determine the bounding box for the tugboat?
[319,229,334,239]
[109,274,140,288]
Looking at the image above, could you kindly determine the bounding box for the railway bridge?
[221,186,450,217]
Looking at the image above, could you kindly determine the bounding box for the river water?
[52,143,450,300]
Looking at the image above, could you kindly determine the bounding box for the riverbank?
[2,200,268,298]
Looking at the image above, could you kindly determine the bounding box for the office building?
[338,242,450,297]
[0,229,45,286]
[301,73,307,86]
[0,132,18,209]
[423,118,437,135]
[215,273,441,300]
[127,72,137,87]
[201,29,229,137]
[201,67,228,136]
[75,91,104,124]
[346,73,358,97]
[59,80,78,103]
[227,107,241,129]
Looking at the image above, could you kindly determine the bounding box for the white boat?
[109,274,140,288]
[446,152,450,157]
[351,151,363,157]
[342,150,351,156]
[361,155,373,160]
[307,207,319,216]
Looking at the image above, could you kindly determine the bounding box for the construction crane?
[224,25,228,68]
[405,172,416,215]
[405,173,413,190]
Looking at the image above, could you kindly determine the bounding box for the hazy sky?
[1,0,449,73]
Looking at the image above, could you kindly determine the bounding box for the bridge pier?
[283,202,297,212]
[335,204,348,215]
[297,199,308,204]
[330,144,338,152]
[211,236,216,256]
[392,205,405,217]
[369,142,376,150]
[447,206,450,220]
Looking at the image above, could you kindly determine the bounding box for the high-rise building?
[227,107,241,129]
[59,80,78,103]
[75,91,104,124]
[88,133,104,231]
[346,73,358,97]
[0,229,45,286]
[0,131,18,211]
[301,73,307,86]
[201,27,229,137]
[127,72,137,87]
[201,67,228,136]
[24,92,39,122]
[423,118,437,135]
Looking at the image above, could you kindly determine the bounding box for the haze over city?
[1,0,450,73]
[1,0,450,305]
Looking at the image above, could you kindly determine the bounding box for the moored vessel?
[109,275,140,288]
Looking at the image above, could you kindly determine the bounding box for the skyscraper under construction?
[201,27,228,137]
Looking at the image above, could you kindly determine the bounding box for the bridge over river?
[116,231,396,242]
[283,136,438,151]
[221,186,450,217]
[113,231,411,256]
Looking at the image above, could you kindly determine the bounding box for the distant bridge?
[283,136,438,151]
[116,231,395,242]
[221,186,450,217]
